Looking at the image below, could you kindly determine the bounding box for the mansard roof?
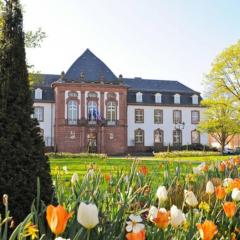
[124,78,199,94]
[64,49,118,82]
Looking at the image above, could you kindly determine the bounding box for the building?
[33,49,208,155]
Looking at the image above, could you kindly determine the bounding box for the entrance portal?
[87,132,97,153]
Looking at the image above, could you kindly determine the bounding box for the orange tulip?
[196,220,218,240]
[153,210,170,229]
[223,202,237,218]
[139,166,148,176]
[126,229,146,240]
[46,205,73,235]
[105,174,111,183]
[215,186,226,200]
[218,162,225,172]
[230,178,240,190]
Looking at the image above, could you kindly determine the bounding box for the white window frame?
[35,88,42,100]
[34,107,44,122]
[155,93,162,103]
[136,92,143,103]
[174,94,180,104]
[68,100,78,125]
[107,101,117,124]
[192,94,199,105]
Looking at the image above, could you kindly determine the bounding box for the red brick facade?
[53,82,128,155]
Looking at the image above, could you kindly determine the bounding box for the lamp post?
[174,122,185,150]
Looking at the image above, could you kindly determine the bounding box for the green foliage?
[0,0,53,224]
[25,27,46,48]
[154,151,220,158]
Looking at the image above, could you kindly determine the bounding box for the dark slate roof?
[124,78,199,94]
[64,49,118,82]
[127,91,201,106]
[32,74,59,102]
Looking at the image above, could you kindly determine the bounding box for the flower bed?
[154,150,220,158]
[1,157,240,239]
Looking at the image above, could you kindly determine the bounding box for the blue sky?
[22,0,240,93]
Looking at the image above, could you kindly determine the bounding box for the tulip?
[148,206,158,220]
[55,238,70,240]
[184,190,198,207]
[206,181,214,195]
[126,229,146,240]
[77,202,99,229]
[218,162,225,172]
[196,220,218,240]
[170,205,185,228]
[126,214,145,233]
[151,208,170,229]
[232,188,240,201]
[156,186,168,202]
[223,178,233,188]
[71,173,79,185]
[139,166,148,176]
[230,178,240,190]
[46,205,73,235]
[223,202,237,218]
[215,186,226,200]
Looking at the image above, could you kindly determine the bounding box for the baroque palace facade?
[33,49,208,155]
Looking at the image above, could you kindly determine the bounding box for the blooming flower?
[139,166,148,176]
[62,166,68,173]
[105,174,111,183]
[196,220,218,240]
[223,202,237,218]
[149,207,170,229]
[199,202,210,213]
[215,186,226,200]
[218,162,225,172]
[77,202,99,229]
[46,205,73,235]
[156,186,168,202]
[170,205,186,228]
[232,188,240,201]
[193,162,206,175]
[126,229,146,240]
[230,178,240,190]
[223,178,233,188]
[55,238,71,240]
[126,214,145,233]
[206,181,214,195]
[184,190,198,207]
[71,172,79,185]
[22,222,39,240]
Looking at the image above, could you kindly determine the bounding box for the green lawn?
[49,154,231,181]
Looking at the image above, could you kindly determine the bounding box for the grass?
[49,154,231,181]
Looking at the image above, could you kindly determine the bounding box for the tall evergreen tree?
[0,0,53,223]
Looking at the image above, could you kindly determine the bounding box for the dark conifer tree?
[0,0,53,223]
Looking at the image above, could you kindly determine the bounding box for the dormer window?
[136,92,143,103]
[155,93,162,103]
[174,94,180,104]
[192,94,199,105]
[35,88,42,100]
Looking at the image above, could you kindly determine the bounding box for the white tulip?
[232,188,240,201]
[184,190,198,207]
[193,162,205,175]
[223,178,233,187]
[87,169,95,178]
[55,238,70,240]
[206,181,214,195]
[63,166,68,173]
[71,173,79,185]
[126,214,145,233]
[156,186,168,202]
[148,206,158,221]
[170,205,185,228]
[163,170,169,179]
[77,202,99,229]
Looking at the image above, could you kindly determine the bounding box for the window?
[135,129,144,144]
[173,110,182,124]
[192,95,199,105]
[174,94,180,104]
[154,129,164,144]
[191,111,200,124]
[88,92,97,98]
[107,101,116,124]
[88,101,98,121]
[155,93,162,103]
[173,130,182,145]
[136,92,143,102]
[34,107,44,122]
[135,109,144,123]
[191,130,200,144]
[154,109,163,124]
[68,100,78,125]
[35,88,42,100]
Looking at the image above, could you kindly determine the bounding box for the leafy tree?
[198,96,240,154]
[205,40,240,100]
[0,0,53,224]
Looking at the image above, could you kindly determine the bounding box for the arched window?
[88,101,97,121]
[154,129,164,144]
[191,130,200,144]
[135,129,144,144]
[107,101,116,124]
[68,100,78,125]
[35,88,42,100]
[173,130,182,145]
